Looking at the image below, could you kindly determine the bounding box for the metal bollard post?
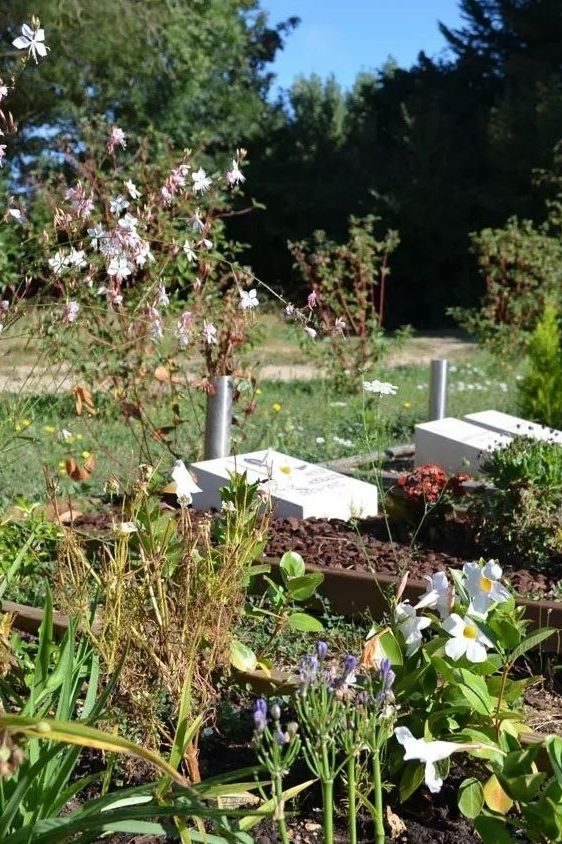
[204,375,234,459]
[428,359,448,420]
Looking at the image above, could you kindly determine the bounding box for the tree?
[0,0,297,155]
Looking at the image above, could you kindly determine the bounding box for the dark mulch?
[263,515,560,599]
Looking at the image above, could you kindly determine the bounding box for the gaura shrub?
[253,559,556,844]
[470,435,562,569]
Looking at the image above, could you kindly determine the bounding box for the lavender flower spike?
[253,698,268,734]
[316,640,328,660]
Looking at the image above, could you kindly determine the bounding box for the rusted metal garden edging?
[266,559,562,655]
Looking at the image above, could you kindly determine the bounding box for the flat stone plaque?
[464,410,562,444]
[189,449,378,519]
[415,417,512,475]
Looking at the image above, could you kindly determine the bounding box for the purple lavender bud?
[379,658,395,692]
[343,654,358,678]
[252,698,268,734]
[274,728,289,745]
[355,690,371,708]
[299,653,319,687]
[316,641,328,661]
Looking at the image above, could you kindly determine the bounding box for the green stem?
[372,750,385,844]
[273,772,290,844]
[347,754,357,844]
[322,779,334,844]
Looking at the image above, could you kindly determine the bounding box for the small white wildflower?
[192,168,211,193]
[109,195,129,216]
[124,179,141,200]
[239,289,259,310]
[226,159,245,186]
[363,379,398,396]
[182,240,197,262]
[13,23,48,63]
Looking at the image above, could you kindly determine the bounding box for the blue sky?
[263,1,463,92]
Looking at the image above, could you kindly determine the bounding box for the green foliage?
[1,0,295,155]
[470,435,562,568]
[450,218,562,354]
[0,514,61,604]
[517,299,562,427]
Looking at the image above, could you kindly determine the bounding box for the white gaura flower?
[0,145,6,167]
[87,224,106,250]
[203,321,218,345]
[125,179,141,200]
[192,168,212,193]
[109,195,129,216]
[304,326,317,339]
[442,613,493,663]
[57,428,73,443]
[67,249,87,269]
[239,289,259,310]
[171,459,201,508]
[395,602,431,656]
[182,240,197,262]
[226,159,245,186]
[114,521,138,537]
[107,256,132,280]
[13,23,48,63]
[48,251,67,275]
[415,571,453,620]
[463,560,510,617]
[363,379,398,396]
[394,727,482,793]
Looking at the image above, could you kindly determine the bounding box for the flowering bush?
[387,462,469,532]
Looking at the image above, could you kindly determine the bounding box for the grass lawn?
[0,344,522,504]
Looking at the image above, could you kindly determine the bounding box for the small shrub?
[517,299,562,428]
[469,436,562,568]
[387,463,468,531]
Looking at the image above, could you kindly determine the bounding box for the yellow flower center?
[479,576,493,593]
[463,625,478,640]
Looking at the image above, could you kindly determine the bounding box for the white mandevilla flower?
[226,159,245,186]
[13,23,48,63]
[442,613,493,663]
[394,727,480,793]
[415,571,453,620]
[192,168,211,193]
[363,379,398,396]
[171,459,201,508]
[124,179,141,200]
[395,602,431,656]
[463,560,510,616]
[239,289,259,310]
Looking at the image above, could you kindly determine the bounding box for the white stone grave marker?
[415,417,512,474]
[464,410,562,444]
[189,449,378,519]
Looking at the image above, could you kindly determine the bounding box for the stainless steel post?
[204,375,234,459]
[429,359,448,420]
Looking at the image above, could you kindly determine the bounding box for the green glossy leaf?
[458,777,484,819]
[498,772,546,803]
[279,551,306,579]
[502,746,540,777]
[399,762,425,802]
[239,779,315,831]
[286,572,324,601]
[473,816,515,843]
[286,612,324,633]
[230,640,257,672]
[509,628,556,662]
[547,736,562,786]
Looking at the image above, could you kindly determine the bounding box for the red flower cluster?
[396,464,468,504]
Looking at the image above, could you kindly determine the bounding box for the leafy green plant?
[450,217,562,355]
[517,299,562,428]
[469,435,562,568]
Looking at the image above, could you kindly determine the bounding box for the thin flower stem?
[273,772,290,844]
[372,749,385,844]
[347,754,358,844]
[322,779,334,844]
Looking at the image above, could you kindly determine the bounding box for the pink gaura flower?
[107,126,127,155]
[203,321,218,345]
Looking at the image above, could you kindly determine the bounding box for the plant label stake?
[429,358,448,420]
